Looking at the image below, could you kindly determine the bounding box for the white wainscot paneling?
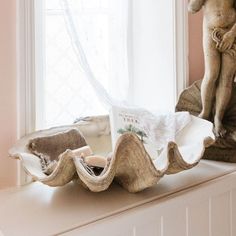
[211,192,231,236]
[63,173,236,236]
[232,189,236,235]
[188,199,209,236]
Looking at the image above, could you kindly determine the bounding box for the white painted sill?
[0,160,236,236]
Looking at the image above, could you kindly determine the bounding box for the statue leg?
[199,30,221,120]
[214,53,236,137]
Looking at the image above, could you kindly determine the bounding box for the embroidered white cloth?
[141,110,192,149]
[110,106,192,159]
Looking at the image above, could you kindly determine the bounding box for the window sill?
[0,160,236,235]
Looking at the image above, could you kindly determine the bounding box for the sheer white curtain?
[61,0,130,109]
[59,0,192,153]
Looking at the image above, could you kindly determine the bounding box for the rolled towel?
[84,155,107,168]
[72,145,93,158]
[28,128,87,161]
[72,146,108,169]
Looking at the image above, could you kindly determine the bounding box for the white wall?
[132,0,175,112]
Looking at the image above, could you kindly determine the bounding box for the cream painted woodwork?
[0,160,236,236]
[68,172,236,236]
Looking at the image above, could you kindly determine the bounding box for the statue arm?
[229,23,236,37]
[218,23,236,52]
[222,1,236,38]
[188,0,206,14]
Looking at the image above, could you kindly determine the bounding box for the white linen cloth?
[110,106,192,158]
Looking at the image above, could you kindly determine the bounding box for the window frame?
[17,0,36,138]
[17,0,37,185]
[174,0,189,100]
[17,0,189,185]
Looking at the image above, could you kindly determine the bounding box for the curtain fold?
[57,0,193,153]
[61,0,130,109]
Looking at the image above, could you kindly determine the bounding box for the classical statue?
[188,0,236,138]
[176,0,236,162]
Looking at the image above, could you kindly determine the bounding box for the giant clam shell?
[9,115,214,192]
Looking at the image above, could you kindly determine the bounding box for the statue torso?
[204,0,236,29]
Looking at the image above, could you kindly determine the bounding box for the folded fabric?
[28,128,87,174]
[140,110,192,149]
[110,106,192,159]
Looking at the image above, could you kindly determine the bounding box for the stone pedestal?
[176,80,236,162]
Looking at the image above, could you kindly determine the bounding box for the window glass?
[42,0,111,128]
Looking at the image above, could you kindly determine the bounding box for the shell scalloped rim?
[9,115,215,193]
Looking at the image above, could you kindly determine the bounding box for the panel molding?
[71,173,236,236]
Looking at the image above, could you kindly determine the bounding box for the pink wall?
[188,11,204,84]
[0,0,17,188]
